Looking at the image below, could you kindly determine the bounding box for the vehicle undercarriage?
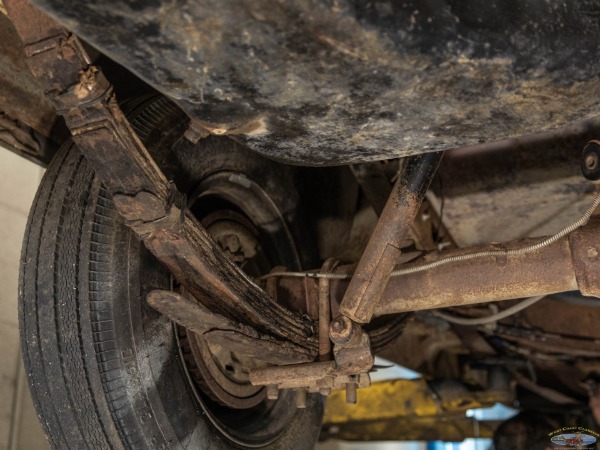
[2,0,600,448]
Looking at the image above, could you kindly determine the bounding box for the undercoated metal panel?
[0,12,59,138]
[31,0,600,165]
[432,119,600,246]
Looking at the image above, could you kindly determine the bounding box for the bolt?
[586,153,599,171]
[222,234,241,253]
[581,141,600,181]
[267,384,279,400]
[295,388,307,408]
[330,318,344,333]
[319,387,332,397]
[495,255,508,266]
[345,377,358,404]
[330,316,354,344]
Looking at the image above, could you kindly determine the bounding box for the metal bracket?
[112,183,187,237]
[249,260,373,406]
[250,361,371,406]
[338,152,443,324]
[147,290,314,365]
[323,152,443,386]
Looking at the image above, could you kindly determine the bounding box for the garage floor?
[0,148,50,450]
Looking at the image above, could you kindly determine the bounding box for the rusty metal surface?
[339,152,442,324]
[0,113,38,154]
[379,319,468,379]
[0,112,58,165]
[269,219,600,317]
[24,0,600,165]
[147,290,312,365]
[521,297,600,341]
[451,324,498,357]
[494,326,600,358]
[249,360,370,393]
[248,313,374,405]
[373,234,579,315]
[203,330,311,365]
[511,371,579,405]
[331,204,378,263]
[366,314,411,354]
[250,361,336,390]
[0,11,61,141]
[318,259,337,361]
[9,0,600,419]
[178,327,267,409]
[431,119,600,247]
[148,290,244,335]
[350,161,455,251]
[518,358,600,403]
[5,0,317,358]
[272,270,413,354]
[377,297,600,404]
[331,323,373,373]
[249,296,374,404]
[569,217,600,298]
[581,141,600,181]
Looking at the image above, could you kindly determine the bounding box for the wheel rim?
[175,169,303,446]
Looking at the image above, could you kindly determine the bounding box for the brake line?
[260,190,600,281]
[431,295,545,325]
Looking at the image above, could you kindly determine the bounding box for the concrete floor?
[0,148,50,450]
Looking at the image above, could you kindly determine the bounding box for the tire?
[19,96,323,449]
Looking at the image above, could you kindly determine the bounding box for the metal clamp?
[249,361,371,406]
[112,182,187,237]
[249,259,373,406]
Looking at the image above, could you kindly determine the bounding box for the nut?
[586,153,599,171]
[329,316,355,344]
[581,141,600,181]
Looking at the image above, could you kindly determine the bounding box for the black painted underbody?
[33,0,600,166]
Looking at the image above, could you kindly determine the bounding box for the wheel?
[19,96,323,449]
